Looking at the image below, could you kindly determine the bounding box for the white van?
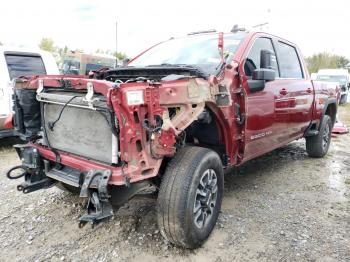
[0,46,59,138]
[316,69,350,104]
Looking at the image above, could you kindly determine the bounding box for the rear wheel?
[157,146,224,249]
[306,115,332,158]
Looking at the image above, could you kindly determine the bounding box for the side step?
[45,166,82,187]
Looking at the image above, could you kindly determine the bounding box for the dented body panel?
[9,31,338,187]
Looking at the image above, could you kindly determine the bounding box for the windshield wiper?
[147,63,206,73]
[146,63,190,67]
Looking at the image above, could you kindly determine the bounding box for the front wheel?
[306,115,332,158]
[157,146,224,249]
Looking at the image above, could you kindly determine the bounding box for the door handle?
[279,88,287,95]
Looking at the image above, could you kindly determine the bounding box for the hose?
[6,165,27,179]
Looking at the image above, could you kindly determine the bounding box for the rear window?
[5,53,46,80]
[276,42,303,79]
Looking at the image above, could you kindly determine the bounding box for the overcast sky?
[1,0,349,58]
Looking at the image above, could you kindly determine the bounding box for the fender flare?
[320,98,337,129]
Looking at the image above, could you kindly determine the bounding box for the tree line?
[306,53,349,73]
[38,37,126,62]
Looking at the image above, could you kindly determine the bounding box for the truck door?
[240,37,291,161]
[274,41,313,139]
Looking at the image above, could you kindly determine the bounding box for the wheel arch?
[323,99,337,128]
[183,103,232,164]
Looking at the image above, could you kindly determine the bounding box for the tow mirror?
[247,68,276,92]
[252,68,275,81]
[260,49,276,69]
[247,49,276,92]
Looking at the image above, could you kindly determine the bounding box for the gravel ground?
[0,105,349,262]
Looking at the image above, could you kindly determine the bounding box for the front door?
[240,37,291,161]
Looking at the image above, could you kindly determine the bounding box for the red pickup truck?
[7,30,338,249]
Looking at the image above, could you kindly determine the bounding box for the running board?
[45,166,82,187]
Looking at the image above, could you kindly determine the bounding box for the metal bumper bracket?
[78,170,114,228]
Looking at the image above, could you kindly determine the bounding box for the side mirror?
[252,68,276,81]
[248,68,276,93]
[246,49,277,93]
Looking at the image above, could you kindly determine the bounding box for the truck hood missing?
[11,63,232,185]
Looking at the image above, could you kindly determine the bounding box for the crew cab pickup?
[6,30,338,249]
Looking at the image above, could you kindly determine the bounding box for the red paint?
[4,114,13,129]
[14,32,338,186]
[332,122,348,135]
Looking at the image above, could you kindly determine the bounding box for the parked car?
[6,30,338,249]
[315,69,350,104]
[0,46,59,138]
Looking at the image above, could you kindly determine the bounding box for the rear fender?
[320,98,337,129]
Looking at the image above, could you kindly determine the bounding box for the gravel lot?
[0,105,349,262]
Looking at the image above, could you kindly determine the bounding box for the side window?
[244,37,278,77]
[276,42,303,79]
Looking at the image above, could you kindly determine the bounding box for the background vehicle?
[0,46,59,138]
[7,31,338,249]
[60,51,116,75]
[315,69,350,104]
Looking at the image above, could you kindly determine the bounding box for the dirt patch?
[0,106,349,261]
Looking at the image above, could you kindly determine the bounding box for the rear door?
[273,41,313,139]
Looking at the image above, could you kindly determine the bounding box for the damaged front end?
[7,62,233,227]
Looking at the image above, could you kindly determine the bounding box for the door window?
[276,42,303,79]
[244,37,278,77]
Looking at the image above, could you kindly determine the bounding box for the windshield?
[129,33,246,75]
[316,75,348,85]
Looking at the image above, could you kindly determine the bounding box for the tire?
[157,146,224,249]
[56,182,80,194]
[306,115,332,158]
[339,94,348,105]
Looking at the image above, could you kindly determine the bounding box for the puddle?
[326,141,350,201]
